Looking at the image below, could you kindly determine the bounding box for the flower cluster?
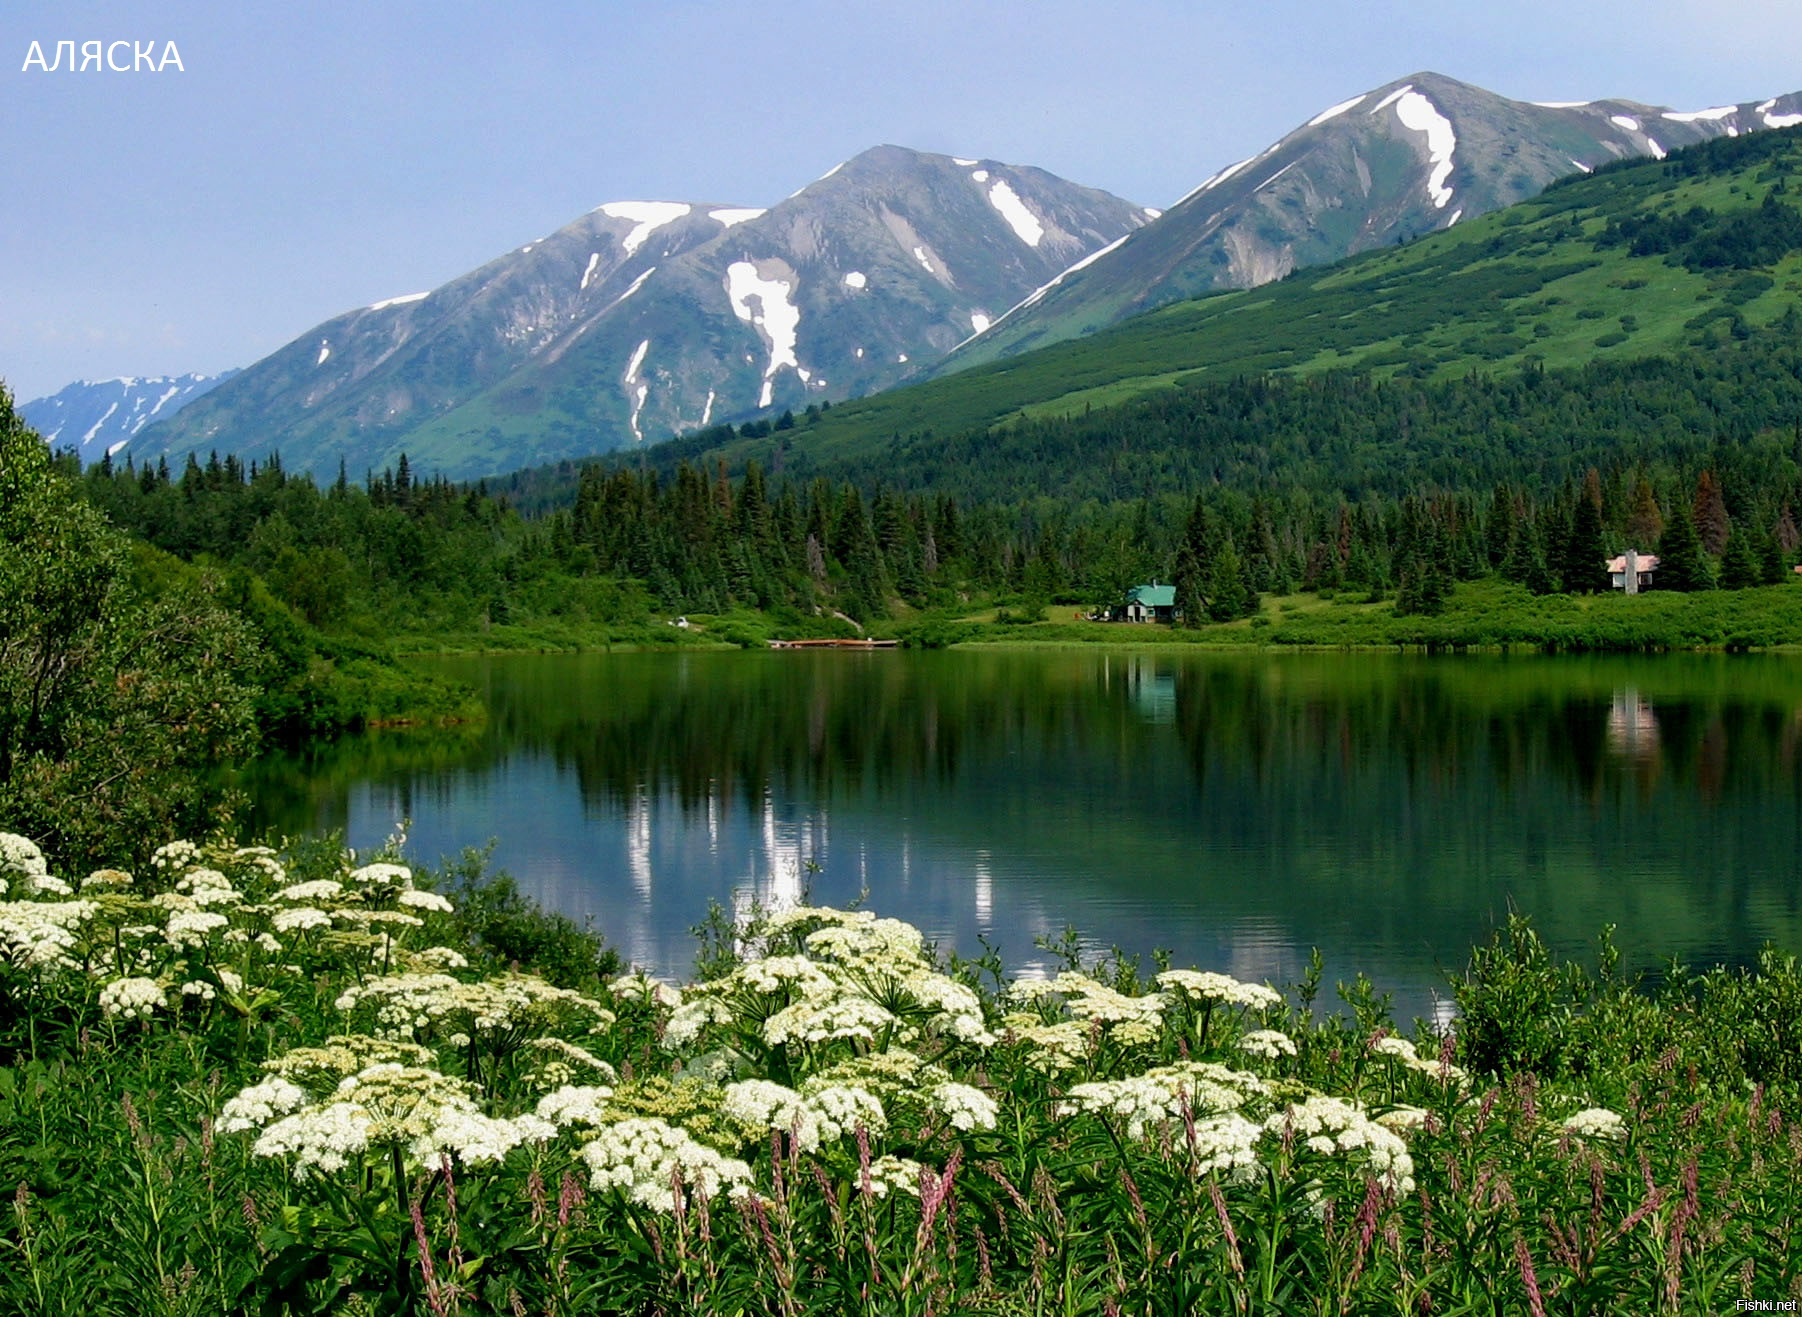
[99,975,166,1021]
[1267,1094,1416,1195]
[665,906,995,1058]
[230,1061,553,1178]
[336,971,615,1044]
[1061,1062,1269,1140]
[721,1078,887,1152]
[1561,1107,1626,1141]
[1155,969,1285,1011]
[1368,1034,1468,1086]
[578,1116,753,1212]
[1238,1028,1299,1060]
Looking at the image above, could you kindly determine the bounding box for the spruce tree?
[1655,501,1713,591]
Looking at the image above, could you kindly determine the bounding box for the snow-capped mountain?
[18,372,238,464]
[947,72,1802,369]
[134,147,1152,480]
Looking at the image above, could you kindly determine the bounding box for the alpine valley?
[107,71,1802,483]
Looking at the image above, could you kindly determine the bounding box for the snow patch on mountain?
[1646,138,1667,160]
[985,180,1045,246]
[725,262,802,410]
[369,292,429,311]
[971,169,990,183]
[710,208,765,227]
[843,271,867,290]
[1760,100,1802,129]
[600,202,692,256]
[1370,84,1413,115]
[1393,90,1457,209]
[1308,92,1368,126]
[1663,106,1737,123]
[1533,100,1590,108]
[966,231,1134,347]
[1256,161,1298,192]
[970,312,991,334]
[81,403,119,445]
[913,246,937,274]
[1611,115,1640,131]
[624,339,651,442]
[608,266,657,312]
[580,253,602,291]
[316,341,331,366]
[953,157,978,166]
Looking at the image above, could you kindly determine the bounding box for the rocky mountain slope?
[946,72,1802,369]
[135,148,1151,480]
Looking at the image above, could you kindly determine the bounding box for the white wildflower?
[277,879,344,903]
[272,907,332,934]
[536,1084,616,1130]
[181,979,217,1001]
[219,1076,309,1133]
[1562,1108,1626,1141]
[930,1082,999,1132]
[396,889,454,914]
[1156,970,1284,1011]
[1267,1095,1416,1195]
[99,976,166,1021]
[348,862,413,889]
[151,840,201,871]
[862,1154,924,1198]
[1062,1062,1268,1140]
[165,909,229,948]
[578,1117,753,1212]
[1239,1029,1298,1060]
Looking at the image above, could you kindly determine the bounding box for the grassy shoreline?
[4,829,1801,1314]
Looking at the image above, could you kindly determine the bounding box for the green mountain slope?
[644,126,1802,490]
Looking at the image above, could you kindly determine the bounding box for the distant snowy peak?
[129,143,1148,480]
[948,71,1802,371]
[19,371,239,463]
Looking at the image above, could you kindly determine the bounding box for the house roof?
[1127,584,1177,607]
[1606,553,1660,573]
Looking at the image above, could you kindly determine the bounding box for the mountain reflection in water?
[240,651,1802,1019]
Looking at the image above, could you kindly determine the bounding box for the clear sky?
[3,0,1798,401]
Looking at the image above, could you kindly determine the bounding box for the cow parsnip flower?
[277,879,344,903]
[578,1116,753,1212]
[929,1081,999,1132]
[1156,970,1284,1011]
[99,975,166,1020]
[1239,1029,1299,1060]
[0,900,95,970]
[1061,1062,1268,1140]
[1562,1107,1626,1141]
[536,1084,616,1130]
[1266,1095,1416,1195]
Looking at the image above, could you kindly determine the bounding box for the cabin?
[1606,550,1658,594]
[1116,582,1179,624]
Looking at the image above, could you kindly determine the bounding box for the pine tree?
[1692,469,1730,557]
[1655,501,1713,591]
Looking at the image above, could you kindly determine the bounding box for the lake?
[240,649,1802,1019]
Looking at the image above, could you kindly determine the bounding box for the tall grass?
[2,829,1800,1313]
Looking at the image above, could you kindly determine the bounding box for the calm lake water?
[241,649,1802,1019]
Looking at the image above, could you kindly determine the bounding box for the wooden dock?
[767,638,899,649]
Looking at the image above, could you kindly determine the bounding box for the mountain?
[134,147,1151,480]
[18,372,238,464]
[633,124,1802,503]
[947,72,1802,369]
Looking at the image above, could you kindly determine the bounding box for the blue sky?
[3,0,1798,401]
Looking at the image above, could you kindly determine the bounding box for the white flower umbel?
[1266,1095,1416,1195]
[0,899,96,971]
[347,862,413,890]
[0,833,48,888]
[272,907,332,934]
[396,889,455,914]
[863,1154,925,1198]
[1156,970,1284,1011]
[337,971,615,1042]
[165,909,230,949]
[999,1015,1095,1073]
[578,1117,753,1212]
[1562,1107,1626,1141]
[1369,1034,1468,1086]
[608,972,683,1008]
[276,879,344,903]
[99,975,166,1021]
[763,993,897,1047]
[536,1084,616,1131]
[249,1063,534,1178]
[1238,1029,1299,1060]
[1062,1062,1268,1140]
[722,1079,886,1152]
[218,1076,310,1133]
[929,1082,999,1132]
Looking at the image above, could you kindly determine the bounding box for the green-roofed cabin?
[1116,582,1179,624]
